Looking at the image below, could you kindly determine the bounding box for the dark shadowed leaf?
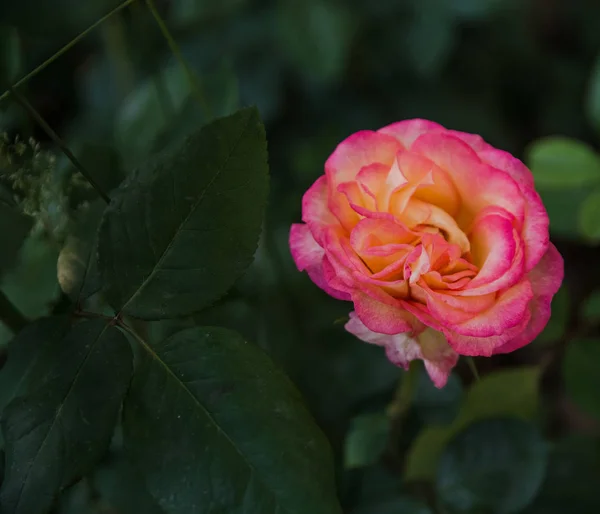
[405,367,540,481]
[99,107,269,319]
[0,203,32,277]
[523,436,600,514]
[436,418,547,514]
[93,455,165,514]
[123,327,342,514]
[344,412,390,469]
[564,337,600,421]
[0,316,71,415]
[0,320,133,514]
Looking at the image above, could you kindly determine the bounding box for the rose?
[289,119,563,387]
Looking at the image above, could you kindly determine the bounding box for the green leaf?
[523,436,600,514]
[116,61,239,170]
[0,26,21,84]
[57,201,106,302]
[564,338,600,421]
[578,188,600,243]
[99,107,269,319]
[586,52,600,135]
[457,366,541,424]
[536,185,591,240]
[0,203,32,277]
[344,412,390,469]
[580,290,600,325]
[436,418,547,514]
[93,455,165,514]
[0,316,71,415]
[405,367,540,481]
[123,327,342,514]
[0,320,133,514]
[526,136,600,188]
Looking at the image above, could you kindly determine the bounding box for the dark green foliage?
[98,107,268,319]
[436,418,547,514]
[0,0,599,513]
[123,327,341,514]
[0,320,132,514]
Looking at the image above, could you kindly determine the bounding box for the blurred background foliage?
[2,0,600,513]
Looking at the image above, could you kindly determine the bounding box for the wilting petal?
[418,328,460,388]
[346,313,457,388]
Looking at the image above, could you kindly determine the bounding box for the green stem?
[0,0,138,104]
[8,87,110,204]
[0,289,27,334]
[145,0,211,119]
[467,356,480,382]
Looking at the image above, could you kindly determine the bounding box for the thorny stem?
[145,0,212,119]
[8,87,111,204]
[0,0,138,104]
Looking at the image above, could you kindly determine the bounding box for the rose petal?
[301,175,342,245]
[325,130,400,187]
[493,243,564,354]
[346,313,457,388]
[410,133,525,228]
[378,119,445,149]
[352,290,414,334]
[289,223,324,271]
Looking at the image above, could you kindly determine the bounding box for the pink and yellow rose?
[289,119,563,387]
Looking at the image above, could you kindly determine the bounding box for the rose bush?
[289,119,563,387]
